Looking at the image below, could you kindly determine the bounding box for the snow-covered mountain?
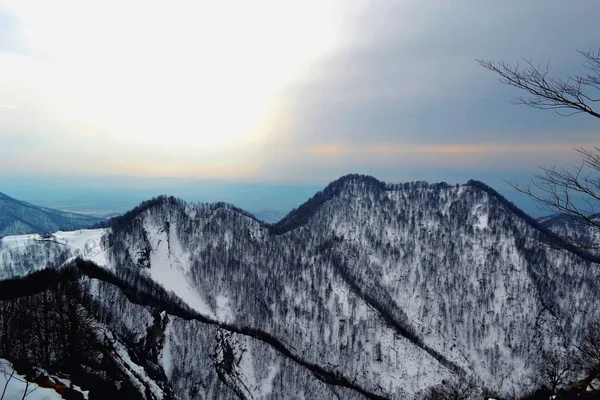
[0,191,104,236]
[539,213,600,253]
[1,174,599,399]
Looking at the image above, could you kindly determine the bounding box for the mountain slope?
[1,175,600,399]
[539,213,600,253]
[0,191,104,235]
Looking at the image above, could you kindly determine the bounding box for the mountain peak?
[272,175,458,234]
[322,173,385,192]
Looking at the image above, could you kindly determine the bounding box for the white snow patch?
[160,321,174,379]
[143,220,215,317]
[53,229,110,268]
[258,362,280,398]
[0,358,65,400]
[114,342,164,400]
[216,295,234,322]
[0,229,111,279]
[472,205,489,230]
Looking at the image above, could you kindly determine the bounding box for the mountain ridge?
[0,190,104,236]
[2,175,600,398]
[103,174,597,262]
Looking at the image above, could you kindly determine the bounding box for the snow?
[0,359,63,400]
[0,233,40,245]
[233,343,281,398]
[159,321,174,379]
[143,220,215,318]
[0,229,110,279]
[52,229,109,268]
[472,204,489,230]
[216,294,234,322]
[114,342,164,400]
[0,223,217,317]
[258,362,280,398]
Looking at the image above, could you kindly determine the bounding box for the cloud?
[311,145,343,155]
[268,0,600,151]
[0,1,598,182]
[305,143,579,158]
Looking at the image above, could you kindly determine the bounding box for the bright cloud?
[0,1,598,181]
[0,1,356,172]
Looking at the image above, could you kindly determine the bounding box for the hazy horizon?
[0,171,548,220]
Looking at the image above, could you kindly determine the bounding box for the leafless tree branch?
[480,49,600,250]
[577,321,600,372]
[509,148,600,250]
[0,361,15,400]
[477,49,600,120]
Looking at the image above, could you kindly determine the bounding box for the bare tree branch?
[0,361,15,400]
[477,49,600,120]
[509,148,600,251]
[20,379,39,400]
[479,49,600,250]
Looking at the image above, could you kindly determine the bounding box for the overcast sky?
[0,1,599,211]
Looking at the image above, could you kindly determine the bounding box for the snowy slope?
[103,199,453,397]
[0,358,88,400]
[297,179,600,394]
[0,229,107,279]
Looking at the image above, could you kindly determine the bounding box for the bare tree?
[478,49,600,248]
[421,377,477,400]
[536,350,573,393]
[577,321,600,373]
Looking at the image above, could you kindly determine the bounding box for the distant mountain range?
[0,191,104,236]
[1,175,600,399]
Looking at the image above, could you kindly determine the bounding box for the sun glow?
[2,1,344,152]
